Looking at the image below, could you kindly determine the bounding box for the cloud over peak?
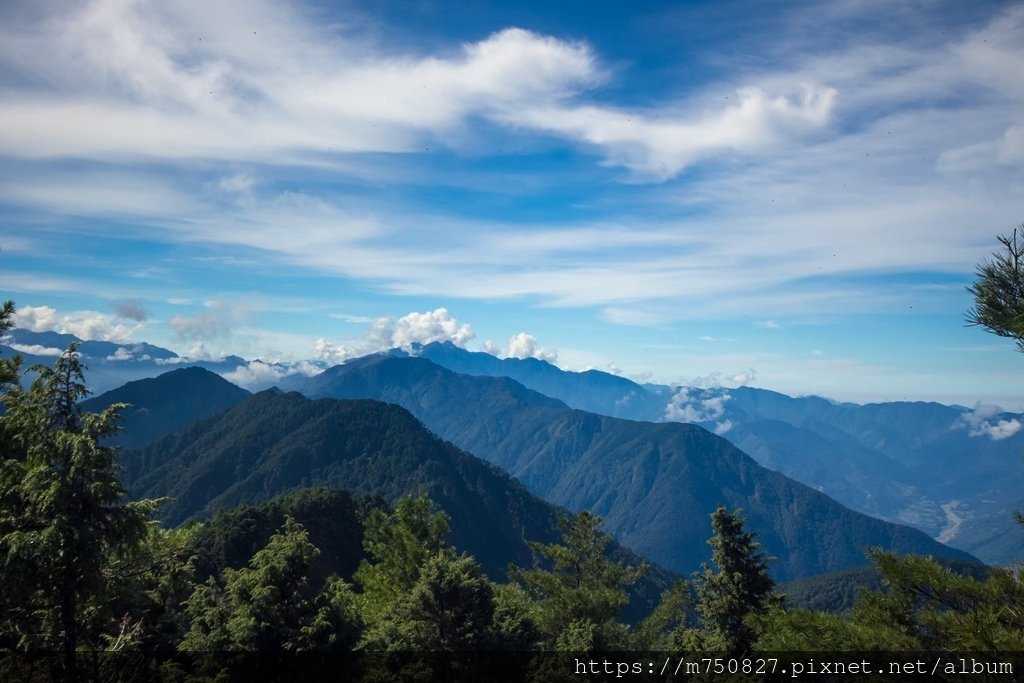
[959,403,1023,441]
[13,304,141,343]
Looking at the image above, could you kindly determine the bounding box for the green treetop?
[967,226,1024,351]
[685,506,776,655]
[0,339,153,674]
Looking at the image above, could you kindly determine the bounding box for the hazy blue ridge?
[297,354,979,580]
[81,366,251,448]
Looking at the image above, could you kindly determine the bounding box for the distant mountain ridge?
[0,328,305,395]
[10,327,1019,563]
[81,367,251,448]
[399,342,1024,565]
[298,354,978,579]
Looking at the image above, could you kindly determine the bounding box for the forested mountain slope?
[300,355,978,579]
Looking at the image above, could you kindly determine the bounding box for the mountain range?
[13,328,1017,568]
[405,342,1024,565]
[295,353,977,579]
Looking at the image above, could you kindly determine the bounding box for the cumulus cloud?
[312,308,475,365]
[13,304,140,342]
[221,359,321,389]
[665,385,733,433]
[504,332,558,362]
[664,367,758,432]
[389,308,476,348]
[958,403,1024,441]
[111,298,148,322]
[480,332,558,362]
[312,338,355,364]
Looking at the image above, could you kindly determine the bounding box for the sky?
[0,0,1022,406]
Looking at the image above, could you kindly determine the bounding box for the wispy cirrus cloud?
[0,0,834,179]
[1,0,1023,414]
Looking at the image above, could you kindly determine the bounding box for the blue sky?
[1,0,1022,405]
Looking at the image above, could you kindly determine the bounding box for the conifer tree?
[0,341,153,673]
[510,511,645,650]
[354,494,450,617]
[967,225,1024,351]
[180,516,361,651]
[687,506,775,655]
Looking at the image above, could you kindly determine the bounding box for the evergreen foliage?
[180,516,361,651]
[756,549,1024,651]
[354,495,451,617]
[684,506,776,655]
[0,334,155,674]
[2,296,1021,665]
[510,511,646,650]
[967,226,1024,350]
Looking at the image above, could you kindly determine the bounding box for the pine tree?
[361,551,497,650]
[0,342,153,673]
[687,506,775,655]
[353,494,450,618]
[510,511,646,650]
[966,225,1024,351]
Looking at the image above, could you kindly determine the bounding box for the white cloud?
[329,313,375,324]
[479,332,558,362]
[215,173,257,196]
[12,305,59,332]
[0,0,599,162]
[664,366,757,431]
[389,308,476,348]
[714,420,735,435]
[1,2,1022,329]
[754,320,782,329]
[5,343,63,357]
[106,347,135,361]
[312,338,354,364]
[510,84,836,180]
[311,308,475,365]
[959,403,1024,441]
[504,332,558,362]
[185,341,222,361]
[665,385,731,426]
[13,304,141,342]
[221,362,281,388]
[221,359,321,388]
[729,368,758,386]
